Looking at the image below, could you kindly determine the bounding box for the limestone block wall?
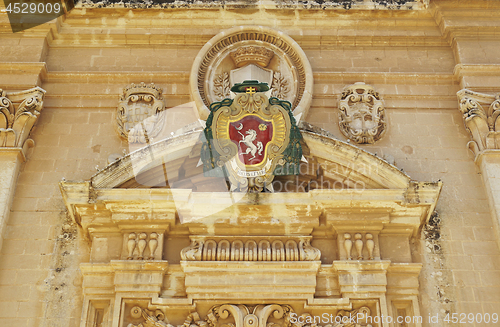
[0,0,500,326]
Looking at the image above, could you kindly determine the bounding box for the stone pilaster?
[0,87,45,252]
[457,89,500,250]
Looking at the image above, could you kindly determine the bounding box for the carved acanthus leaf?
[299,239,321,261]
[457,89,500,157]
[0,87,45,148]
[128,307,207,327]
[180,240,203,260]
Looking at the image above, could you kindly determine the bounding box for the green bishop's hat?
[230,80,270,93]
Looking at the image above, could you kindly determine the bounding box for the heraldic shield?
[201,80,302,193]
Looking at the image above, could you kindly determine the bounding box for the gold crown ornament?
[230,46,274,68]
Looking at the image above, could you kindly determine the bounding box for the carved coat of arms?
[202,80,302,193]
[116,82,166,144]
[338,83,386,144]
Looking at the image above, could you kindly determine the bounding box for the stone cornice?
[44,71,455,85]
[0,63,48,89]
[76,0,428,10]
[60,180,441,238]
[454,64,500,77]
[431,0,500,45]
[47,33,448,48]
[0,62,47,77]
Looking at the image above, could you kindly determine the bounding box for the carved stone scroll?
[127,306,166,327]
[338,83,386,144]
[116,82,166,144]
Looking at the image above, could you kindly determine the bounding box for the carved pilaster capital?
[457,89,500,159]
[0,86,46,151]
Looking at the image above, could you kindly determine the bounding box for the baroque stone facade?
[1,1,500,327]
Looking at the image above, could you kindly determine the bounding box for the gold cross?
[245,87,256,94]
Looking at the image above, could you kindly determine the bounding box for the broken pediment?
[89,123,409,192]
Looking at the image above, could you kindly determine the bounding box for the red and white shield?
[229,115,273,166]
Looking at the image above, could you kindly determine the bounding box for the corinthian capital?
[457,89,500,158]
[0,87,46,150]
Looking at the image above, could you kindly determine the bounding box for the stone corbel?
[456,89,500,159]
[0,87,46,159]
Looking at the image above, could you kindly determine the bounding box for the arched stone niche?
[189,26,313,120]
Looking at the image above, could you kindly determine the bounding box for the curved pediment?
[91,123,410,191]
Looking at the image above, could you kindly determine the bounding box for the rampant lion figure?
[236,124,263,160]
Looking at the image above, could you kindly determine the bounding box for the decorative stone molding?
[180,236,320,261]
[117,82,166,144]
[338,83,386,144]
[189,26,313,120]
[457,89,500,158]
[0,87,45,150]
[125,304,373,327]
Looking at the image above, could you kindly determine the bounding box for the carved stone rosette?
[457,89,500,158]
[116,82,166,144]
[338,83,386,144]
[0,87,45,149]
